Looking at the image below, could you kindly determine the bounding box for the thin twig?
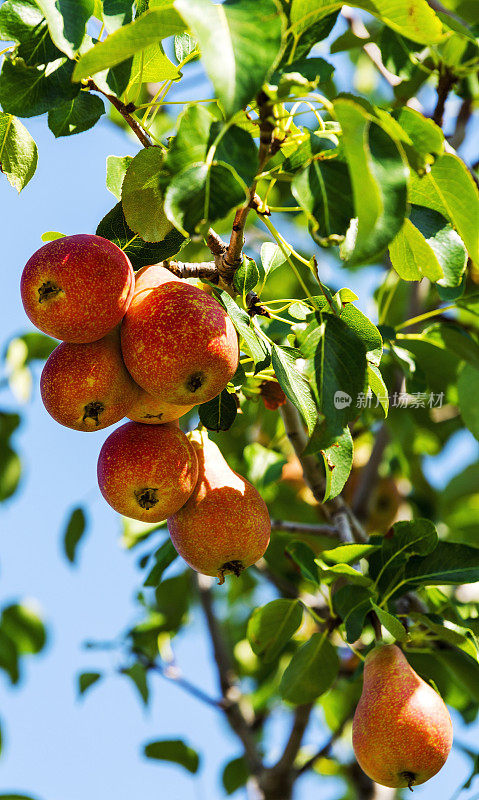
[136,657,222,709]
[271,520,338,537]
[432,67,456,127]
[87,80,153,148]
[195,574,263,773]
[351,424,389,519]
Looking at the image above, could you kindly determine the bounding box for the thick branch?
[279,400,367,543]
[296,718,348,776]
[432,67,456,127]
[272,704,313,774]
[163,259,219,281]
[87,81,152,148]
[195,574,263,773]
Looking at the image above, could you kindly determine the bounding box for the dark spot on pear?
[135,487,158,509]
[83,401,105,426]
[38,281,62,303]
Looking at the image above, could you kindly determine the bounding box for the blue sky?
[1,26,479,800]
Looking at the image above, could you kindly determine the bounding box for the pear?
[352,644,453,790]
[167,434,271,582]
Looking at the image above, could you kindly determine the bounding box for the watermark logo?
[334,391,352,409]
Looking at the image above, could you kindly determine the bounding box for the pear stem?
[402,772,416,791]
[369,610,382,642]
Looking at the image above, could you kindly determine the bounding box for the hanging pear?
[167,433,271,582]
[352,644,453,790]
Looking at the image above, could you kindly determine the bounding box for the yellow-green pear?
[352,644,453,790]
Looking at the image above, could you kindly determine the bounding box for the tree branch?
[432,67,456,127]
[351,424,389,520]
[271,520,338,537]
[86,81,153,148]
[135,656,222,709]
[272,704,313,774]
[279,400,367,543]
[162,259,219,281]
[296,718,348,776]
[195,574,263,773]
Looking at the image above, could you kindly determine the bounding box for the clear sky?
[1,27,479,800]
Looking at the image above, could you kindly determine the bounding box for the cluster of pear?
[21,233,271,582]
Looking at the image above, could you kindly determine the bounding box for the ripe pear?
[167,433,271,582]
[21,234,134,342]
[120,265,238,405]
[127,388,194,425]
[40,329,140,431]
[97,421,198,522]
[352,644,453,790]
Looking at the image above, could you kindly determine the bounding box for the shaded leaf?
[48,92,105,137]
[280,632,339,704]
[106,154,133,200]
[198,390,237,432]
[248,599,303,662]
[332,584,373,643]
[144,739,200,773]
[222,756,249,795]
[144,539,178,587]
[122,146,173,242]
[63,507,87,565]
[78,671,102,696]
[122,662,149,705]
[35,0,93,58]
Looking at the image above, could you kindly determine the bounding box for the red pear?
[40,329,140,431]
[352,644,453,789]
[21,234,134,343]
[120,265,238,405]
[127,389,194,424]
[167,434,271,582]
[97,421,198,522]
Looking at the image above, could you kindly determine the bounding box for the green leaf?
[0,0,62,65]
[63,507,87,565]
[268,57,334,100]
[292,158,355,245]
[280,633,339,704]
[286,541,320,585]
[260,242,288,279]
[399,322,479,371]
[211,289,270,372]
[121,146,173,243]
[0,629,19,684]
[0,112,37,192]
[73,6,185,80]
[323,543,379,564]
[340,304,382,366]
[0,443,21,502]
[271,344,317,435]
[35,0,93,58]
[78,671,102,696]
[332,584,373,642]
[128,42,179,90]
[144,739,200,773]
[409,153,479,264]
[288,0,444,45]
[174,0,284,118]
[243,443,286,489]
[198,389,237,432]
[321,425,353,501]
[222,757,249,796]
[281,7,338,62]
[367,363,389,416]
[96,202,186,267]
[233,256,260,298]
[0,56,79,118]
[106,154,133,200]
[166,104,215,174]
[174,32,197,63]
[248,599,303,662]
[393,107,444,169]
[370,602,407,641]
[144,539,178,587]
[165,161,247,236]
[389,205,468,285]
[122,662,149,705]
[459,365,479,439]
[211,123,258,187]
[405,541,479,588]
[102,0,133,32]
[334,99,408,265]
[1,604,46,654]
[300,313,367,438]
[48,92,105,137]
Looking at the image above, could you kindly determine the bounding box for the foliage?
[1,0,479,799]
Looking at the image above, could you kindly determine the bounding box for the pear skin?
[167,435,271,582]
[97,421,198,522]
[120,268,239,405]
[352,644,453,790]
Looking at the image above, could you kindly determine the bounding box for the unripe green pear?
[97,421,198,522]
[167,433,271,582]
[352,644,453,790]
